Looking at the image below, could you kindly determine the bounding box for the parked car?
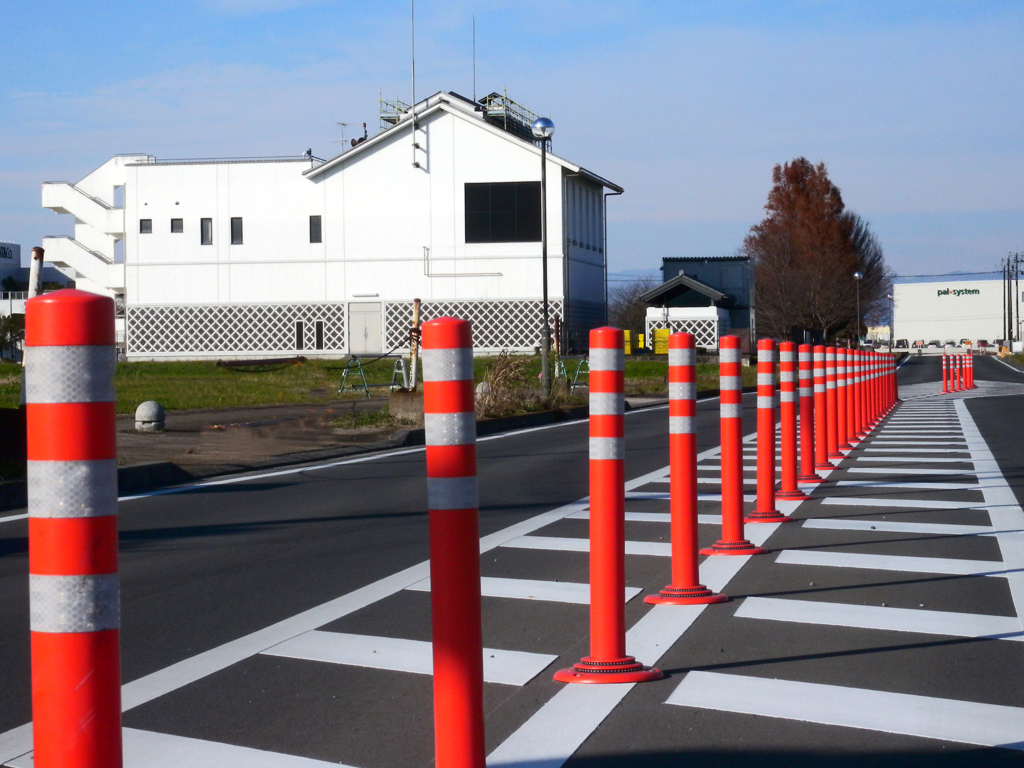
[978,340,990,348]
[960,339,972,347]
[895,339,909,349]
[944,340,958,348]
[912,340,925,348]
[927,340,941,348]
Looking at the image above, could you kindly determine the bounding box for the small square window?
[309,215,322,244]
[170,218,183,233]
[201,218,212,245]
[139,219,152,234]
[231,217,243,245]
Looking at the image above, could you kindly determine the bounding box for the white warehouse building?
[893,273,1022,346]
[41,91,620,359]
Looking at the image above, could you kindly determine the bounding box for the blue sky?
[2,1,1022,279]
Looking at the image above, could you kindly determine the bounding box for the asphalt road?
[3,355,1024,767]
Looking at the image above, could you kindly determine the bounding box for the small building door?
[349,302,382,354]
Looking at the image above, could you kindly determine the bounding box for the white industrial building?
[893,274,1022,346]
[41,91,620,359]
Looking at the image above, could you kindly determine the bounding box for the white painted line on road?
[862,447,971,454]
[802,518,994,536]
[406,575,642,605]
[834,480,979,490]
[262,630,558,687]
[776,549,1007,576]
[626,491,758,502]
[735,596,1024,640]
[868,440,967,446]
[502,535,673,557]
[567,509,721,526]
[957,399,1024,638]
[485,523,780,768]
[853,456,975,463]
[846,467,979,476]
[7,728,355,768]
[820,497,988,510]
[0,512,26,524]
[666,671,1024,749]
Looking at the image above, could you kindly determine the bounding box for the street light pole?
[886,293,893,351]
[532,117,555,398]
[853,271,863,347]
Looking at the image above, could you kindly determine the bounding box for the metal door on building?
[348,302,382,354]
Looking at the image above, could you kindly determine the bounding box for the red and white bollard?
[645,333,727,605]
[701,336,767,555]
[941,353,949,393]
[845,347,859,446]
[776,342,806,500]
[26,290,122,768]
[813,345,831,471]
[422,317,485,768]
[836,348,851,451]
[825,346,842,461]
[855,350,868,439]
[747,339,791,522]
[968,350,975,388]
[797,344,821,483]
[556,327,662,683]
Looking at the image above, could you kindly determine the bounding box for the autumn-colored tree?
[743,158,888,341]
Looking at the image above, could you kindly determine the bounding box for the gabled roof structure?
[640,272,734,306]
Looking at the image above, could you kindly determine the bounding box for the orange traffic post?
[957,354,965,391]
[701,336,767,555]
[776,342,806,500]
[747,339,791,523]
[968,351,975,388]
[952,355,961,392]
[422,317,485,768]
[645,333,727,605]
[836,348,851,451]
[26,289,122,768]
[942,354,949,393]
[825,347,842,461]
[813,346,831,471]
[797,344,822,484]
[845,347,859,446]
[855,350,868,439]
[556,327,662,683]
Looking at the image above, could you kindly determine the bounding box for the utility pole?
[1015,253,1021,347]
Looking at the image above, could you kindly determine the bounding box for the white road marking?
[567,509,723,526]
[485,524,780,768]
[501,536,673,557]
[261,630,558,687]
[820,496,988,510]
[776,549,1007,576]
[666,671,1024,749]
[802,518,995,536]
[862,447,971,454]
[846,467,979,476]
[0,512,26,524]
[406,575,642,604]
[868,440,967,446]
[626,492,758,502]
[735,596,1023,640]
[834,480,979,490]
[853,456,975,463]
[7,728,354,768]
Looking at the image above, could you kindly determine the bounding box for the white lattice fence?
[386,300,562,352]
[645,318,720,349]
[127,303,346,356]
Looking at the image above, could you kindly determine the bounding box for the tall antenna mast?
[473,15,477,103]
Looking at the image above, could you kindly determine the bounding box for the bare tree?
[608,274,659,340]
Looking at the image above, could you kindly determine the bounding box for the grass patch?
[0,354,758,414]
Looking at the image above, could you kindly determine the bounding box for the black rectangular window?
[200,218,213,245]
[170,218,183,233]
[230,217,243,245]
[309,215,322,244]
[465,182,541,243]
[139,219,152,234]
[295,321,305,351]
[315,321,324,350]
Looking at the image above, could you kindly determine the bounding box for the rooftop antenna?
[333,122,350,147]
